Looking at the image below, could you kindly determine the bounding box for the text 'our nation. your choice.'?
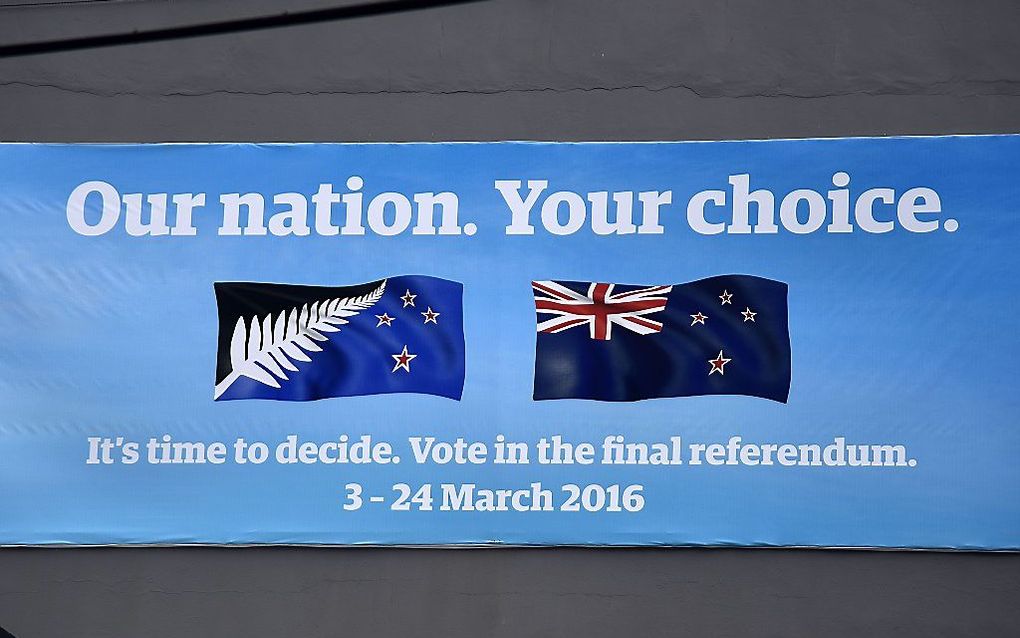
[64,172,958,238]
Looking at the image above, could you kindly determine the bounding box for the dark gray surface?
[1,1,1019,636]
[0,547,1018,638]
[0,0,1018,141]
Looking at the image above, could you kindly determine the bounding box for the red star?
[421,307,440,324]
[690,312,708,326]
[391,345,417,373]
[708,350,731,375]
[400,289,417,308]
[375,313,395,327]
[741,307,757,323]
[719,290,733,305]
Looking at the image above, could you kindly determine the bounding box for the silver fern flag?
[213,275,465,401]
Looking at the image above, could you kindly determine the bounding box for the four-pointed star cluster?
[382,288,443,373]
[689,289,761,376]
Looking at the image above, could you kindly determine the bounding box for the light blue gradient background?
[0,137,1017,548]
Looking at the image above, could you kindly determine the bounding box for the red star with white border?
[708,350,731,375]
[719,290,733,305]
[421,307,440,324]
[741,307,757,322]
[391,345,417,373]
[376,313,395,327]
[401,290,417,307]
[690,312,708,326]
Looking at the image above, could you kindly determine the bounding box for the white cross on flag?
[531,280,672,341]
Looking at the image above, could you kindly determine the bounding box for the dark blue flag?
[214,275,464,401]
[532,275,791,402]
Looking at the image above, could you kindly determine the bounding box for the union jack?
[532,280,672,341]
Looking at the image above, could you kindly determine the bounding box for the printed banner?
[0,137,1017,548]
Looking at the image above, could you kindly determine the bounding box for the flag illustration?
[213,275,464,401]
[532,275,791,402]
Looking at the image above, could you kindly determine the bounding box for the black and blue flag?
[214,275,464,401]
[531,275,791,402]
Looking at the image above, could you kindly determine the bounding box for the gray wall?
[1,1,1018,636]
[2,0,1019,142]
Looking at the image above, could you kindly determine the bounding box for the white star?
[421,307,440,324]
[690,312,708,326]
[375,313,395,327]
[391,345,417,373]
[741,307,757,322]
[719,290,733,305]
[708,350,731,376]
[401,289,417,308]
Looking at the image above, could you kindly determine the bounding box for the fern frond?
[214,280,387,399]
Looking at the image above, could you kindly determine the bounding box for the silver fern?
[214,280,387,399]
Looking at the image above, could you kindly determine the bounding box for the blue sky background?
[0,137,1017,548]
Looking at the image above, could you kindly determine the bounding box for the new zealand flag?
[532,275,791,402]
[213,275,464,401]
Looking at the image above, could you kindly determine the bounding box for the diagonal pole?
[0,0,490,58]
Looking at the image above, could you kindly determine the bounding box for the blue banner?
[0,137,1017,548]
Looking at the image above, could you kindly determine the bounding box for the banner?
[0,137,1017,548]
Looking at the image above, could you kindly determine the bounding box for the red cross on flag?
[532,280,672,341]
